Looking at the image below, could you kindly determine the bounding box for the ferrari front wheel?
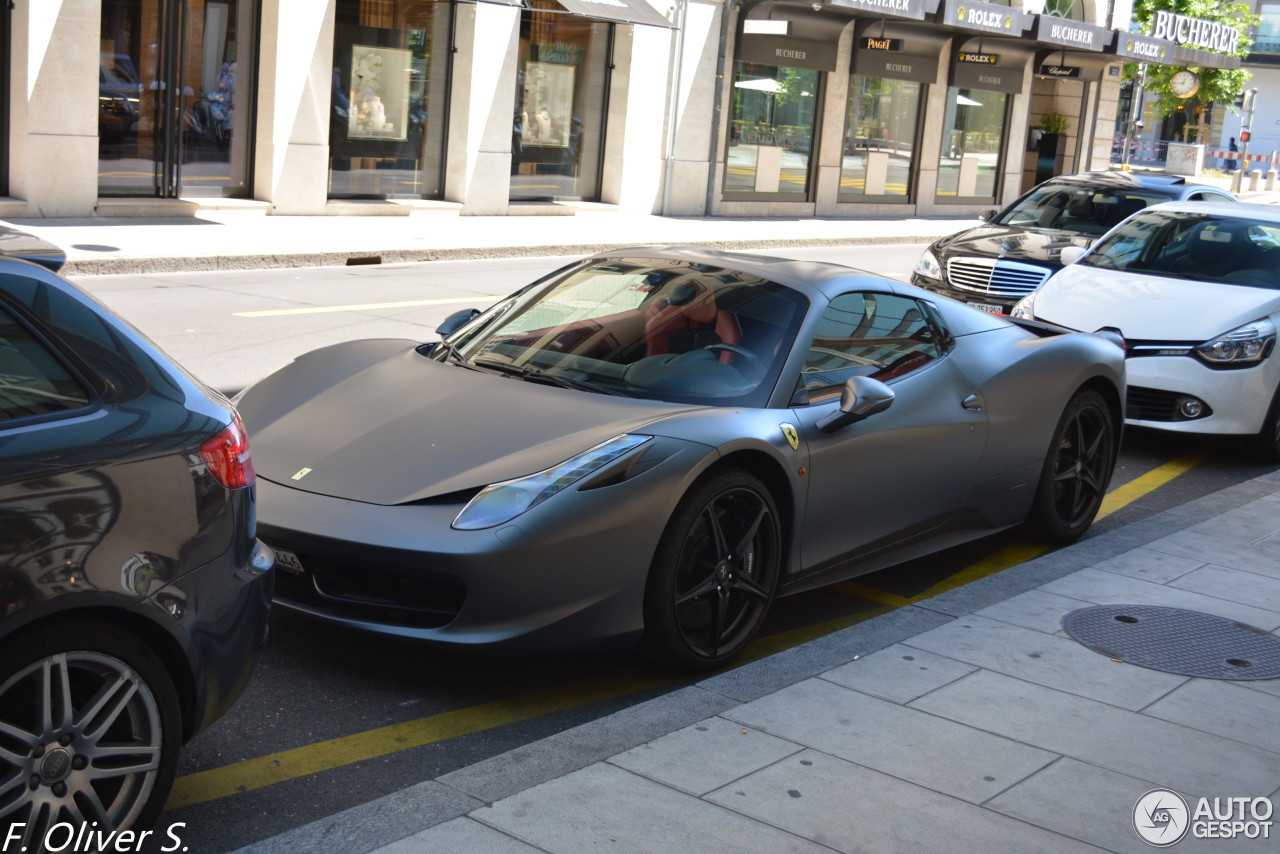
[642,467,781,671]
[1025,388,1116,544]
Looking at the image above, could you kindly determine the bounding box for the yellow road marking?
[167,455,1205,809]
[234,295,503,318]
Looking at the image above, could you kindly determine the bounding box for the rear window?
[0,305,90,423]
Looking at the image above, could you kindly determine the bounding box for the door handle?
[961,394,983,412]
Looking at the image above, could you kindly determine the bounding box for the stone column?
[254,0,335,214]
[445,2,521,215]
[9,1,99,216]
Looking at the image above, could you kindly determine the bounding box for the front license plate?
[274,548,305,575]
[967,301,1004,314]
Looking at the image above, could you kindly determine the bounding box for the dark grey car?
[0,256,274,842]
[238,247,1124,670]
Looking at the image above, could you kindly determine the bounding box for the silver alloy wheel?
[0,651,163,846]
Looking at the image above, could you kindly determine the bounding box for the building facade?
[0,0,1251,221]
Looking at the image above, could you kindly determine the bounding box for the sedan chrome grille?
[946,257,1051,298]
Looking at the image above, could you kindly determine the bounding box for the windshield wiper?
[472,359,628,396]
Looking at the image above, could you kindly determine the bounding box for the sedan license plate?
[274,548,305,575]
[967,301,1004,315]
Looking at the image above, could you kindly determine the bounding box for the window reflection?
[841,76,920,199]
[726,62,818,196]
[936,87,1007,200]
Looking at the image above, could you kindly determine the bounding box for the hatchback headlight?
[1010,291,1037,320]
[1195,318,1276,368]
[452,434,652,530]
[913,250,942,280]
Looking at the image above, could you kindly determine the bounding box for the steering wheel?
[702,342,761,364]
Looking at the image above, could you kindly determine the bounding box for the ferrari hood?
[934,224,1094,266]
[1035,264,1280,340]
[240,345,697,505]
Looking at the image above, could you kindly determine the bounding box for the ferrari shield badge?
[780,423,799,451]
[291,467,313,481]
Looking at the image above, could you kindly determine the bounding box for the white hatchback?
[1012,201,1280,460]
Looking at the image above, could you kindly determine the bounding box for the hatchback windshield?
[443,258,810,407]
[995,182,1171,236]
[1078,210,1280,289]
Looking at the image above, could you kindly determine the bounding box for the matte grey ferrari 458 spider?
[236,247,1124,669]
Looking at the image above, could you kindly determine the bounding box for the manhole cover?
[1062,605,1280,680]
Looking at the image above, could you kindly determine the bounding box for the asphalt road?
[72,246,1280,852]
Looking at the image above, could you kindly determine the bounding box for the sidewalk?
[3,209,983,277]
[234,471,1280,854]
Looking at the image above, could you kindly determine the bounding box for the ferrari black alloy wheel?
[643,467,781,670]
[0,623,180,848]
[1026,388,1116,544]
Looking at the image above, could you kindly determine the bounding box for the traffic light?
[1241,131,1251,142]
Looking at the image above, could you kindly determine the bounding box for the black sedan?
[238,247,1124,670]
[912,171,1236,314]
[0,256,274,842]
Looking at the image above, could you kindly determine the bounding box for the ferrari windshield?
[1077,210,1280,290]
[443,258,810,406]
[995,182,1170,236]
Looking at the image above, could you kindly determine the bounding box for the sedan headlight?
[1010,291,1037,320]
[452,434,652,530]
[1194,318,1276,368]
[913,250,942,280]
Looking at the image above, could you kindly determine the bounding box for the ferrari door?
[792,291,988,571]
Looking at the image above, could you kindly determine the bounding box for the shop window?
[936,87,1007,201]
[511,1,611,202]
[840,76,920,200]
[726,62,819,198]
[329,0,452,199]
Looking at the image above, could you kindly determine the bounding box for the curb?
[60,234,949,277]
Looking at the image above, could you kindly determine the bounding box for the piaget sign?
[1151,9,1241,54]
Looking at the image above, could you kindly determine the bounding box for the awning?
[553,0,673,28]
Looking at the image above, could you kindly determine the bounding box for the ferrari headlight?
[1010,291,1038,320]
[1195,318,1276,368]
[913,250,942,280]
[452,434,652,530]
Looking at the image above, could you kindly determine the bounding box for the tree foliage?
[1127,0,1258,142]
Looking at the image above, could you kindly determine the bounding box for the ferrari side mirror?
[436,307,481,337]
[816,376,895,433]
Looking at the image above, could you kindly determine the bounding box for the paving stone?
[1225,497,1280,525]
[904,615,1185,710]
[724,677,1056,804]
[1143,679,1280,755]
[1144,531,1280,579]
[974,589,1091,634]
[1090,548,1205,584]
[1189,512,1280,543]
[372,817,544,854]
[473,762,831,854]
[910,670,1280,797]
[917,551,1091,617]
[987,758,1163,854]
[822,643,976,704]
[609,716,801,796]
[1168,564,1280,615]
[1040,568,1280,630]
[704,750,1100,853]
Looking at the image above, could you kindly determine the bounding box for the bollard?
[1268,170,1277,192]
[1232,169,1244,193]
[1248,169,1261,192]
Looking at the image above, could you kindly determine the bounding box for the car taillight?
[200,415,256,489]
